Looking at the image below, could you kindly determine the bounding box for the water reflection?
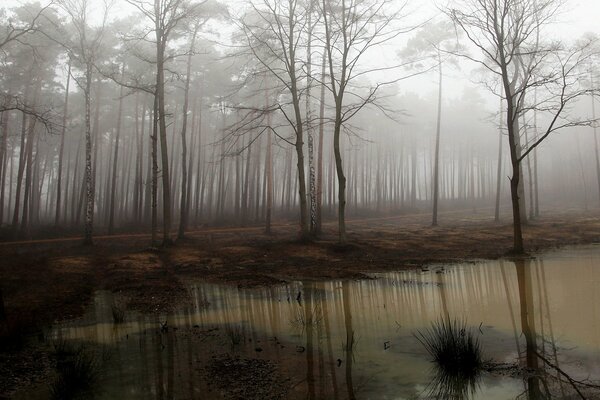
[515,258,546,400]
[15,246,600,400]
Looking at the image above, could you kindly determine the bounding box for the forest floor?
[2,207,600,397]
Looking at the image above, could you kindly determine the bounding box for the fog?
[5,2,600,399]
[0,0,599,249]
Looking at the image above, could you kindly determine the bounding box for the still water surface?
[19,245,600,399]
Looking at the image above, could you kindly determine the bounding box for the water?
[17,245,600,399]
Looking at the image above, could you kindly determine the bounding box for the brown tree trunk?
[20,88,40,234]
[265,95,273,234]
[151,93,159,245]
[12,85,34,234]
[133,93,142,223]
[507,99,524,253]
[495,100,503,222]
[55,60,71,226]
[0,112,9,226]
[108,71,125,235]
[432,56,442,226]
[178,25,198,239]
[333,104,346,244]
[185,99,197,227]
[241,134,252,225]
[316,47,326,233]
[194,96,203,224]
[156,30,172,245]
[524,117,535,219]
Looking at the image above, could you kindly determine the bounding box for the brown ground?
[1,208,600,397]
[2,208,600,331]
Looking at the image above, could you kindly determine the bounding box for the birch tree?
[238,0,312,239]
[58,0,110,245]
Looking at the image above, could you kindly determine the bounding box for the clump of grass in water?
[50,341,99,400]
[415,318,483,399]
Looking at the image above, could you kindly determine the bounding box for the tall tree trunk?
[151,93,159,245]
[178,24,199,239]
[306,1,317,235]
[144,97,153,224]
[495,100,503,222]
[286,3,309,239]
[0,112,9,226]
[133,93,142,223]
[70,137,81,226]
[185,99,197,227]
[91,80,101,225]
[241,135,252,225]
[194,95,203,224]
[12,86,33,234]
[216,106,226,220]
[55,60,71,226]
[533,89,540,218]
[432,56,443,226]
[108,70,125,235]
[506,94,524,253]
[333,105,346,244]
[156,32,172,245]
[410,137,417,207]
[83,62,94,245]
[524,117,535,219]
[316,47,326,233]
[265,94,273,234]
[20,85,40,234]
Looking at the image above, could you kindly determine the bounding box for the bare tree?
[238,0,312,239]
[319,0,413,243]
[57,0,110,245]
[126,0,203,245]
[447,0,600,253]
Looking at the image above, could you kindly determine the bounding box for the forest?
[1,0,600,399]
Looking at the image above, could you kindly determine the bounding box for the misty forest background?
[0,0,599,250]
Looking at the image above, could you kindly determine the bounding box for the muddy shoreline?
[2,210,600,328]
[2,210,600,397]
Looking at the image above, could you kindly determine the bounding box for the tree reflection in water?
[512,258,600,399]
[515,258,548,400]
[423,258,549,400]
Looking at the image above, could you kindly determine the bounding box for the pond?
[16,245,600,399]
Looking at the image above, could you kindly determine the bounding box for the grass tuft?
[50,341,99,400]
[415,318,483,399]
